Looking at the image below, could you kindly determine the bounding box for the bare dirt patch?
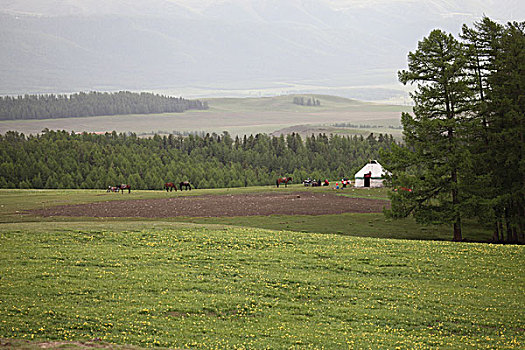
[30,192,389,218]
[0,337,117,349]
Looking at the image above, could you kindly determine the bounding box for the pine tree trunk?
[518,198,525,243]
[492,221,500,242]
[511,227,518,243]
[504,208,513,243]
[452,186,462,241]
[453,220,462,242]
[451,168,462,242]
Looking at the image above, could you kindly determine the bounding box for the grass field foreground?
[0,188,522,348]
[0,221,523,349]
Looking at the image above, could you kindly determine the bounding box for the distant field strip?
[0,110,404,136]
[0,95,409,135]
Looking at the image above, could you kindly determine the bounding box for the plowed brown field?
[31,192,389,218]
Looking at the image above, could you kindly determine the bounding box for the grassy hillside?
[1,221,523,349]
[205,94,365,113]
[0,188,523,349]
[0,94,409,137]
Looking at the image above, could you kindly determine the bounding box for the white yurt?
[354,160,390,188]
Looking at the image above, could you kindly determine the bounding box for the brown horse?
[179,181,192,191]
[107,186,119,192]
[276,177,292,188]
[119,184,131,194]
[165,182,177,192]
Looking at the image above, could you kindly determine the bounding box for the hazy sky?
[1,0,524,20]
[1,0,523,99]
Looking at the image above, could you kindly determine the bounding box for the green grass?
[0,221,523,349]
[183,214,491,242]
[0,188,522,348]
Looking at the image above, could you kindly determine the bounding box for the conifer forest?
[0,130,394,190]
[0,91,208,120]
[382,17,524,242]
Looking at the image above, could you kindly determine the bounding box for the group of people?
[303,178,352,189]
[333,178,351,189]
[302,178,330,187]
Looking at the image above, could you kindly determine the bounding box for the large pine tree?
[383,19,524,243]
[460,17,505,241]
[484,22,525,242]
[384,30,473,241]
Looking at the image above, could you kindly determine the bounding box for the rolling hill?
[0,94,409,136]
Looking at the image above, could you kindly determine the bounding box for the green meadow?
[0,188,523,349]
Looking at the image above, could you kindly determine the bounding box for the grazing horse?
[119,184,131,194]
[107,186,119,192]
[165,182,177,192]
[179,181,192,191]
[276,177,292,188]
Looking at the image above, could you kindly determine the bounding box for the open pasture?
[270,124,404,140]
[29,191,389,218]
[1,187,490,242]
[0,188,523,349]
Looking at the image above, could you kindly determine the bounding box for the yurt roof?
[355,160,390,178]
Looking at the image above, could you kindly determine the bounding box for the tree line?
[333,123,403,130]
[293,97,321,106]
[0,91,208,120]
[382,17,524,243]
[0,130,395,191]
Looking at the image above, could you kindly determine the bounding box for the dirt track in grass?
[30,192,390,218]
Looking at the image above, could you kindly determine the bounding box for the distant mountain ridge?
[1,0,522,97]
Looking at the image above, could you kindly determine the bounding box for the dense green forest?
[383,17,524,243]
[0,91,208,120]
[0,130,394,190]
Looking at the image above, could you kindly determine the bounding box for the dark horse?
[276,177,292,188]
[179,181,192,191]
[119,184,131,194]
[165,182,177,192]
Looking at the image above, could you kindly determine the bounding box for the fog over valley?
[1,0,523,101]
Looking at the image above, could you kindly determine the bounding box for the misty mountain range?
[1,0,523,100]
